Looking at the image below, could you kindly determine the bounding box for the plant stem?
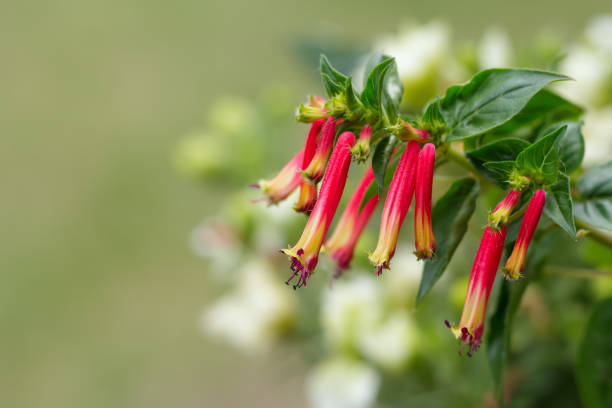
[444,146,490,185]
[575,218,612,248]
[543,266,612,278]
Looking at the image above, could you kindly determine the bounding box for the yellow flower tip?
[414,248,435,260]
[502,266,522,281]
[281,248,300,260]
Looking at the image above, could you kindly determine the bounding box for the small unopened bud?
[296,104,329,123]
[330,93,348,117]
[350,125,373,163]
[488,190,521,230]
[398,121,429,143]
[309,95,327,109]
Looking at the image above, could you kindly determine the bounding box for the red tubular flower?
[350,125,373,163]
[325,166,379,275]
[369,141,421,275]
[446,226,507,356]
[414,143,436,259]
[301,117,336,184]
[488,189,522,230]
[283,131,355,288]
[294,120,325,213]
[503,190,546,280]
[255,149,303,204]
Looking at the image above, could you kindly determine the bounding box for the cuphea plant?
[253,53,612,398]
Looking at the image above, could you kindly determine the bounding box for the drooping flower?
[325,166,379,274]
[369,141,420,275]
[350,125,373,163]
[414,143,436,259]
[255,149,303,204]
[302,117,337,184]
[283,132,355,288]
[446,226,507,356]
[503,190,546,280]
[294,120,325,213]
[488,189,522,230]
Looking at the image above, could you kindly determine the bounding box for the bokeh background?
[2,1,611,407]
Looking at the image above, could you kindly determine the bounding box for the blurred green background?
[1,1,610,407]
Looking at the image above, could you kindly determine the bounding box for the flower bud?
[414,143,436,259]
[369,141,420,275]
[488,189,521,230]
[503,190,546,280]
[283,132,355,288]
[325,166,379,274]
[302,117,337,184]
[446,226,507,356]
[255,150,303,204]
[296,100,329,123]
[350,125,373,163]
[397,121,429,143]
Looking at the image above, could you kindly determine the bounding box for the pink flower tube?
[414,143,436,260]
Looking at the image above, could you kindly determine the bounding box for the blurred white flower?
[321,275,383,352]
[190,218,242,281]
[582,107,612,165]
[381,245,423,307]
[556,45,611,108]
[478,27,513,69]
[201,259,296,353]
[375,21,449,82]
[358,310,417,371]
[306,357,380,408]
[585,14,612,52]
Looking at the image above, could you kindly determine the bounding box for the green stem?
[444,146,490,185]
[575,218,612,248]
[543,266,612,278]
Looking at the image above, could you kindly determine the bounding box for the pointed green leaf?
[544,172,576,238]
[516,126,565,186]
[482,160,516,187]
[417,178,480,303]
[539,121,584,174]
[440,69,569,141]
[360,57,395,110]
[320,55,348,96]
[574,161,612,230]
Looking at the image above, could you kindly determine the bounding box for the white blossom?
[585,14,612,53]
[306,357,380,408]
[478,27,513,69]
[583,107,612,165]
[201,259,296,353]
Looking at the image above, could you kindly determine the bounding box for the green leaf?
[417,178,480,303]
[320,55,348,96]
[490,89,583,136]
[344,76,364,114]
[539,121,584,174]
[576,297,612,408]
[360,53,403,107]
[482,161,516,187]
[544,172,576,239]
[439,69,569,141]
[360,57,395,111]
[516,126,564,186]
[574,161,612,230]
[468,138,529,163]
[468,139,529,186]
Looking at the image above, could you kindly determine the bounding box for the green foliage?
[515,126,564,186]
[577,298,612,408]
[438,69,569,141]
[417,178,480,302]
[574,161,612,230]
[543,172,576,238]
